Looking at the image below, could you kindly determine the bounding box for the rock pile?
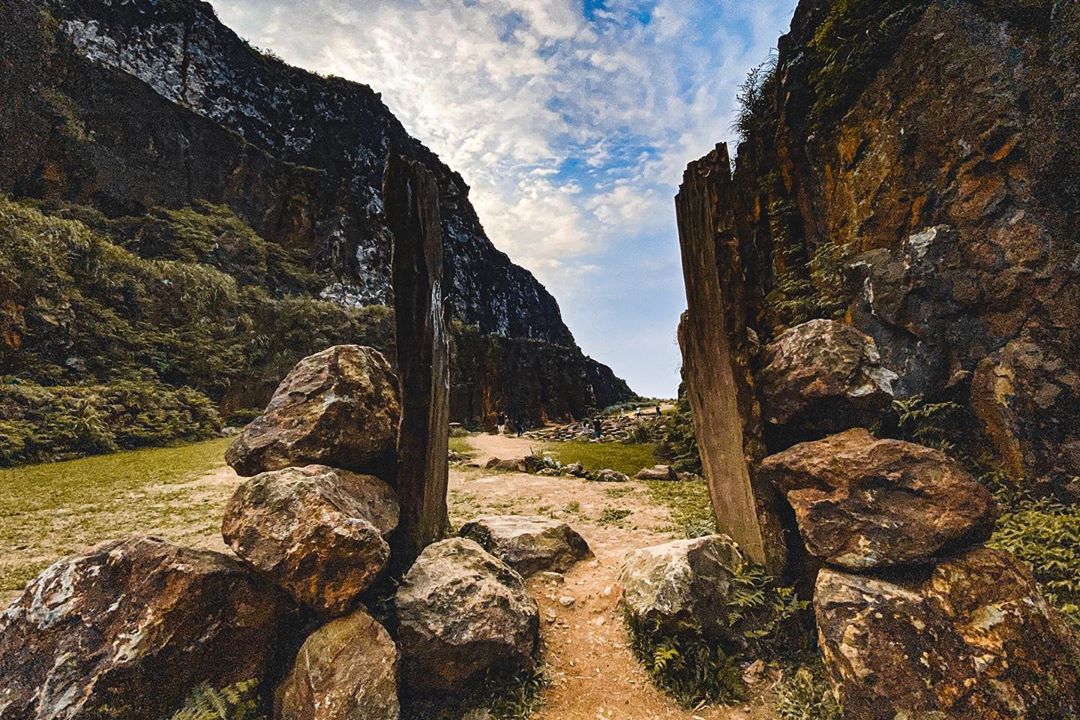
[0,344,593,719]
[763,429,1080,717]
[523,412,667,444]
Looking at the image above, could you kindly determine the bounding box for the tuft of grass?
[402,666,547,720]
[774,662,843,720]
[0,438,232,595]
[543,441,659,478]
[597,506,633,527]
[448,436,475,457]
[647,479,716,539]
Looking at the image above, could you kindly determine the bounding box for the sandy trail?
[449,437,775,720]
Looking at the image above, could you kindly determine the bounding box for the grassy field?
[0,438,234,599]
[543,441,660,477]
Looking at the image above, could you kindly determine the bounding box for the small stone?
[559,595,576,608]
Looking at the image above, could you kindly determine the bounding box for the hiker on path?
[655,405,662,416]
[592,418,603,439]
[515,417,525,437]
[497,412,507,435]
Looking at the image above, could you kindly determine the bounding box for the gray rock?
[394,538,539,693]
[226,345,400,477]
[274,608,399,720]
[635,465,678,481]
[460,515,592,577]
[619,535,748,642]
[222,465,399,617]
[758,319,897,444]
[593,468,629,483]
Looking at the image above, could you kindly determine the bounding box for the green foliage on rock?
[0,196,393,464]
[626,564,809,708]
[656,393,702,475]
[168,680,264,720]
[989,483,1080,626]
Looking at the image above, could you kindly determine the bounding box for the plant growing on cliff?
[169,680,263,720]
[656,394,702,475]
[734,58,778,144]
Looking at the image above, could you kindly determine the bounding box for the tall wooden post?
[384,153,450,566]
[676,144,788,575]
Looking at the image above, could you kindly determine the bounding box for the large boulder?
[815,547,1080,719]
[972,337,1080,497]
[0,537,289,720]
[757,319,898,445]
[222,465,399,617]
[274,608,399,720]
[459,515,592,577]
[759,429,995,570]
[618,535,748,643]
[226,345,400,477]
[394,538,539,693]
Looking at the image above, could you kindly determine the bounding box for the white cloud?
[210,0,797,395]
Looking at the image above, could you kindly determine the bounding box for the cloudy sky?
[212,0,798,397]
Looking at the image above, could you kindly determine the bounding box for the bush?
[626,563,809,708]
[656,394,702,475]
[775,662,843,720]
[169,680,263,720]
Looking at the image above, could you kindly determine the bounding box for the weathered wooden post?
[383,153,450,566]
[675,143,788,575]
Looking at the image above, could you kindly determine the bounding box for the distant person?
[515,417,525,437]
[497,412,507,435]
[634,408,642,418]
[592,418,603,439]
[655,405,662,416]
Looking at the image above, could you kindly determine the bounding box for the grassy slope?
[0,437,232,595]
[543,441,660,477]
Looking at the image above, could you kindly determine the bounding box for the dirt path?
[449,438,775,720]
[461,432,547,466]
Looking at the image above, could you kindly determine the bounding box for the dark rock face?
[815,547,1080,719]
[760,429,996,570]
[0,0,632,430]
[226,345,400,478]
[459,516,592,577]
[0,537,289,720]
[394,538,539,694]
[758,320,897,446]
[677,0,1080,494]
[221,465,398,617]
[274,608,399,720]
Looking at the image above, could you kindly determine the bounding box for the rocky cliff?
[0,0,631,461]
[679,0,1079,506]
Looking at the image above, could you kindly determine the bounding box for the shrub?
[774,662,843,720]
[626,562,809,708]
[656,394,702,475]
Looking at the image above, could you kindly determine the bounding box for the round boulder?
[460,515,592,577]
[619,534,747,642]
[222,464,399,617]
[815,547,1080,719]
[0,537,290,720]
[758,319,898,444]
[394,538,539,693]
[759,428,996,570]
[274,608,399,720]
[226,345,400,477]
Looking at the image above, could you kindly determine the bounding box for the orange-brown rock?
[972,337,1080,497]
[274,608,399,720]
[815,547,1080,719]
[758,320,897,446]
[0,537,290,720]
[460,515,592,577]
[760,429,995,570]
[226,345,400,478]
[222,465,398,617]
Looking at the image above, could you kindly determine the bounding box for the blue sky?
[212,0,798,397]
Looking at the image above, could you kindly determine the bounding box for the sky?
[211,0,799,398]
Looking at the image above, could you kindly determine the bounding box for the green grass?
[543,441,658,477]
[0,438,233,595]
[647,480,716,539]
[449,436,475,457]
